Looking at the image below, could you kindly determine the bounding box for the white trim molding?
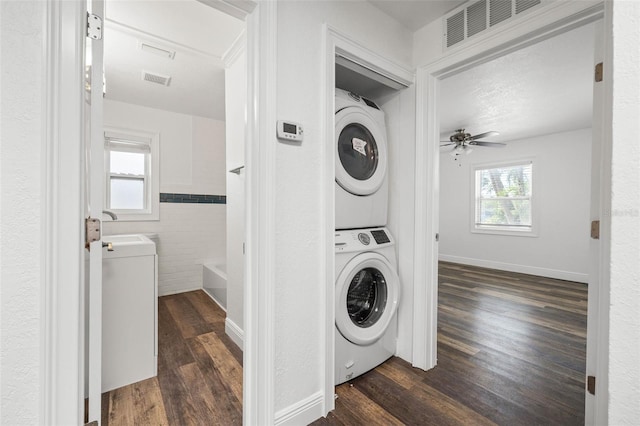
[439,255,589,284]
[243,1,277,424]
[413,0,604,374]
[275,391,325,426]
[321,24,338,418]
[43,0,86,424]
[222,30,246,68]
[225,317,244,350]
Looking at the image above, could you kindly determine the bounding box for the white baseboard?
[158,285,203,297]
[225,318,244,351]
[438,254,588,283]
[275,391,325,426]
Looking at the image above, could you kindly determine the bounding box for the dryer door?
[335,252,399,345]
[335,107,387,196]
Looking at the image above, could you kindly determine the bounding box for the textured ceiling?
[439,22,596,144]
[104,0,245,119]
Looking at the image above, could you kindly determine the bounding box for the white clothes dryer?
[335,89,389,230]
[335,227,400,385]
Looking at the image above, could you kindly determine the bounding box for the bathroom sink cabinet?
[102,235,158,392]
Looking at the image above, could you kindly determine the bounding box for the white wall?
[608,1,640,422]
[0,2,44,423]
[224,38,246,348]
[273,0,413,416]
[439,128,592,282]
[378,88,416,362]
[102,100,226,295]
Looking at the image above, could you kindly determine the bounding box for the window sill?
[105,212,159,222]
[471,226,537,238]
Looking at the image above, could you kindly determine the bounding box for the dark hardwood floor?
[317,262,587,425]
[103,262,587,425]
[102,290,243,425]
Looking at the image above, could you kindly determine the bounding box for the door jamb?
[43,0,86,424]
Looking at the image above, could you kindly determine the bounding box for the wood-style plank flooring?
[102,290,243,425]
[316,262,587,425]
[103,262,587,425]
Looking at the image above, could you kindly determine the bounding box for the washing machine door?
[335,107,387,196]
[335,252,399,346]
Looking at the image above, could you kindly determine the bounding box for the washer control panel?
[335,227,394,253]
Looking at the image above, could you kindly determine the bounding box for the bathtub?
[203,261,227,310]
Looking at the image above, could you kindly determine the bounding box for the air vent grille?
[467,0,487,38]
[142,71,171,86]
[443,0,542,50]
[446,10,465,48]
[515,0,541,14]
[140,42,176,59]
[489,0,512,26]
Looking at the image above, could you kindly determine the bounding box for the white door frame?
[243,1,277,424]
[43,0,276,423]
[43,1,86,424]
[413,0,607,412]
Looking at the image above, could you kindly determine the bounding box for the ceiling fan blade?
[440,142,455,147]
[469,141,506,147]
[469,131,499,140]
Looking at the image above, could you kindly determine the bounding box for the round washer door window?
[336,253,399,345]
[347,267,387,328]
[335,107,387,196]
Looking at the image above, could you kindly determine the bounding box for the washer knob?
[357,233,370,245]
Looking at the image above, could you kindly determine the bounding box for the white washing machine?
[335,89,389,230]
[335,227,400,385]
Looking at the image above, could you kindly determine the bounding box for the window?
[104,129,159,221]
[473,160,534,235]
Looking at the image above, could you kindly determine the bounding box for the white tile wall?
[103,203,226,295]
[102,100,227,295]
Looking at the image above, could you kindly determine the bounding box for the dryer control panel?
[335,227,394,253]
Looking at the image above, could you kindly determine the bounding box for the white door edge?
[42,1,86,424]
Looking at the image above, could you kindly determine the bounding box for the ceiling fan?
[440,129,505,155]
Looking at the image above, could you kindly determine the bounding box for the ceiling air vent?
[443,0,543,50]
[446,10,465,48]
[467,0,487,38]
[489,0,512,26]
[142,71,171,86]
[515,0,541,14]
[140,42,176,59]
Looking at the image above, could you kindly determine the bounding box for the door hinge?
[86,13,103,40]
[587,375,596,395]
[435,233,440,242]
[591,220,600,239]
[595,62,603,82]
[85,217,101,250]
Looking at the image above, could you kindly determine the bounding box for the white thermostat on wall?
[277,120,303,142]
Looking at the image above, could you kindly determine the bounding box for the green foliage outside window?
[476,162,532,228]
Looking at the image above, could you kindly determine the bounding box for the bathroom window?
[104,129,159,221]
[472,159,535,236]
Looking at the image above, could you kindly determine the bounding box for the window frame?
[104,128,160,221]
[470,158,537,237]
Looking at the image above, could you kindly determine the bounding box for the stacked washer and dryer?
[334,88,400,385]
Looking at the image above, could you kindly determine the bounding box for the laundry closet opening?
[332,45,417,388]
